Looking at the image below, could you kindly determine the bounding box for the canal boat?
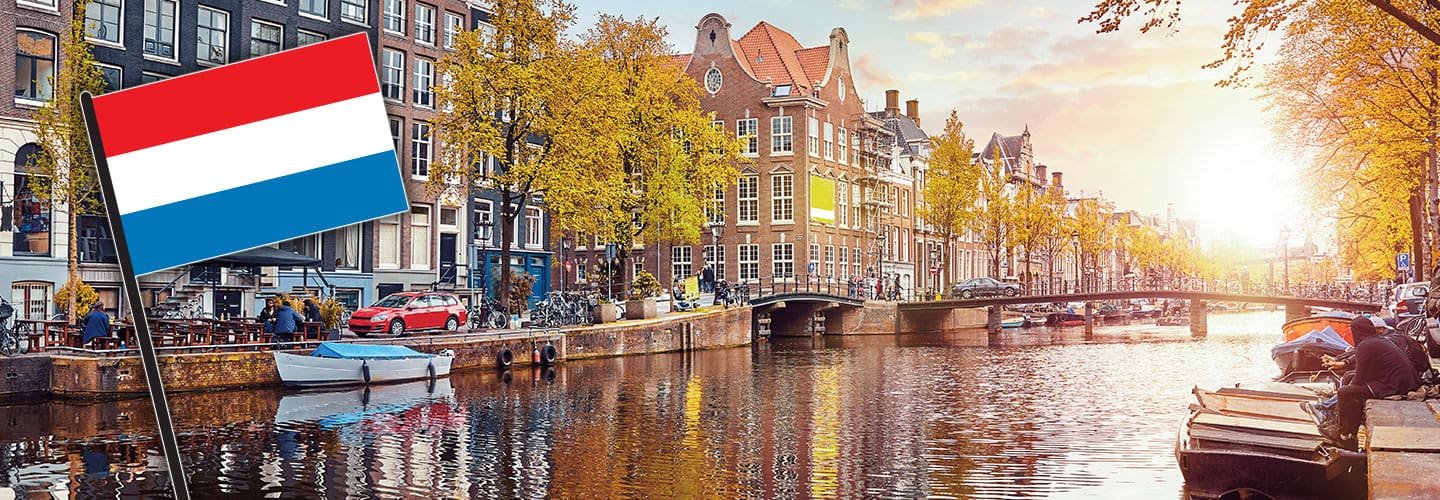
[1271,327,1350,376]
[1130,300,1161,318]
[1177,385,1366,500]
[1282,312,1355,345]
[274,342,454,386]
[1157,314,1190,326]
[1000,313,1030,328]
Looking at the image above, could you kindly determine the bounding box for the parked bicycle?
[159,297,214,320]
[0,297,21,357]
[713,280,751,307]
[468,294,510,330]
[531,291,595,328]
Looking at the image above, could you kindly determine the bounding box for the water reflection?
[0,396,171,498]
[3,311,1289,498]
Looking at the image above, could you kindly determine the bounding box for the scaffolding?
[853,112,896,276]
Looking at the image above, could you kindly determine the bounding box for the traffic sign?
[808,262,817,274]
[1399,253,1411,271]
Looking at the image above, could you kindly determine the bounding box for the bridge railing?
[739,275,873,302]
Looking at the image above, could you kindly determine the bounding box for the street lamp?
[560,237,571,292]
[475,219,493,298]
[709,222,723,291]
[1071,230,1080,293]
[1280,228,1290,295]
[929,245,940,296]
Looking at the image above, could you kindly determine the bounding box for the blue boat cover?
[309,342,434,360]
[1271,326,1351,361]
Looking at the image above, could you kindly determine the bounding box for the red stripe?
[92,33,379,156]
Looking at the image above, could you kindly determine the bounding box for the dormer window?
[772,84,791,97]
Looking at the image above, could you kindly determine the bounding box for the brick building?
[2,0,73,320]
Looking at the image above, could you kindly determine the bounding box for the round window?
[704,68,723,93]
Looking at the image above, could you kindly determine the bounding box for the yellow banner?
[684,276,700,300]
[810,175,835,225]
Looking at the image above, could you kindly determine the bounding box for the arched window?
[14,29,56,102]
[12,143,51,255]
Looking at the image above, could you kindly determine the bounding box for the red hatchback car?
[348,292,468,336]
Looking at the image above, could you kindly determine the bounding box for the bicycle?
[0,297,21,357]
[468,294,510,330]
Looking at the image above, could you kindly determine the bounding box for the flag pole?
[80,91,191,500]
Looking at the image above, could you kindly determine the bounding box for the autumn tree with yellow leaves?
[918,112,979,246]
[1069,198,1111,292]
[972,148,1017,279]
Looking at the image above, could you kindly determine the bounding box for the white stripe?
[108,94,395,215]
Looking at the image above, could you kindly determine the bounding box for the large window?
[851,183,862,228]
[444,12,463,49]
[340,0,367,24]
[415,4,435,45]
[771,116,792,153]
[382,49,404,100]
[737,175,758,223]
[737,118,757,155]
[389,115,402,154]
[14,30,55,102]
[704,245,725,281]
[410,206,431,269]
[771,174,793,223]
[11,282,52,320]
[807,116,820,157]
[12,152,51,255]
[143,0,176,59]
[383,0,405,34]
[706,184,724,225]
[824,245,835,280]
[672,246,692,281]
[250,20,282,56]
[195,7,228,65]
[838,247,849,279]
[854,246,863,276]
[413,57,434,108]
[300,0,326,18]
[336,224,361,269]
[824,122,834,160]
[772,243,794,278]
[86,0,123,44]
[838,127,848,164]
[473,199,494,246]
[739,244,758,282]
[297,30,326,46]
[378,214,400,268]
[411,121,431,178]
[837,180,849,227]
[95,63,121,92]
[525,207,542,248]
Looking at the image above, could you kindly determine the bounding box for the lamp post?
[709,222,723,292]
[560,237,571,292]
[476,219,493,299]
[1280,228,1290,295]
[1071,230,1080,293]
[929,245,940,297]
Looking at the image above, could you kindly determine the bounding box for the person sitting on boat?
[272,300,305,346]
[1303,316,1421,448]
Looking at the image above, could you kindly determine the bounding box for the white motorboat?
[274,342,454,386]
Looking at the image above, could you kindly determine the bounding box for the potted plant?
[627,270,661,320]
[594,297,618,323]
[280,292,345,340]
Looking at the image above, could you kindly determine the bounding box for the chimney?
[1051,171,1063,188]
[885,89,900,117]
[905,99,920,126]
[1034,164,1047,182]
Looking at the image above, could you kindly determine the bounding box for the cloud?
[839,0,864,10]
[890,0,984,21]
[1023,6,1053,19]
[908,31,965,59]
[853,54,897,88]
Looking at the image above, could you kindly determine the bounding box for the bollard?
[1191,300,1208,336]
[1084,302,1094,334]
[986,306,1001,334]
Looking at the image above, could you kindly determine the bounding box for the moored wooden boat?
[1282,313,1355,345]
[274,342,454,386]
[1000,313,1029,328]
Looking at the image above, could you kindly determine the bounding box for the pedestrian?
[301,298,322,323]
[272,299,305,346]
[702,265,715,294]
[81,300,110,347]
[1303,315,1421,449]
[259,297,278,334]
[892,274,902,300]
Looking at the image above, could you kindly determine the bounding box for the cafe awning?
[200,246,322,267]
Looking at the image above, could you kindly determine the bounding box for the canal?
[2,310,1288,498]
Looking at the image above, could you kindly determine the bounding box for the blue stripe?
[122,150,408,275]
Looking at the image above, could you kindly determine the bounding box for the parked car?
[1389,281,1430,321]
[950,277,1021,299]
[348,292,468,337]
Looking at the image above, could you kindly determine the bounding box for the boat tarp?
[1271,326,1350,361]
[310,342,434,360]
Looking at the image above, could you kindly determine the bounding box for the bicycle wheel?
[0,331,18,357]
[489,308,509,329]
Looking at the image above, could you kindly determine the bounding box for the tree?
[1012,177,1058,292]
[581,15,743,282]
[971,148,1015,278]
[429,0,626,309]
[1031,185,1070,293]
[918,111,980,281]
[30,3,107,321]
[1069,198,1111,292]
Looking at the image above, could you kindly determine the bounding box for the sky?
[573,0,1304,249]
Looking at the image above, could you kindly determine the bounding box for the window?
[297,30,326,46]
[139,71,167,84]
[672,246,692,281]
[86,0,123,44]
[12,156,51,255]
[901,190,908,217]
[837,180,848,227]
[14,30,55,102]
[772,243,794,278]
[809,243,820,272]
[444,12,463,49]
[413,57,434,107]
[739,244,759,282]
[738,175,758,223]
[440,207,457,227]
[473,199,494,245]
[336,224,360,269]
[389,116,402,154]
[378,215,400,268]
[737,118,758,155]
[415,4,435,45]
[808,116,820,157]
[771,116,792,153]
[250,20,282,56]
[850,130,860,166]
[706,184,724,224]
[838,127,848,164]
[824,122,834,160]
[771,174,793,223]
[143,0,176,59]
[384,0,405,34]
[382,49,404,100]
[300,0,326,18]
[411,206,431,269]
[851,184,861,228]
[195,7,228,65]
[825,245,835,279]
[704,245,725,281]
[839,247,849,278]
[341,0,367,24]
[854,247,863,276]
[11,282,53,320]
[525,207,542,248]
[411,121,431,178]
[95,64,121,92]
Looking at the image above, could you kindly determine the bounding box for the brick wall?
[564,306,752,360]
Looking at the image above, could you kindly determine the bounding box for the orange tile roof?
[671,20,834,93]
[794,46,830,86]
[665,54,692,72]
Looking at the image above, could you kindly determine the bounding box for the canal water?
[2,311,1289,499]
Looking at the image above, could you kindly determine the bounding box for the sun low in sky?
[575,0,1301,249]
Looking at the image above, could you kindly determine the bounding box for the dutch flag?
[84,33,407,276]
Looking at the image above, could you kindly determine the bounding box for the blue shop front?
[469,249,550,309]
